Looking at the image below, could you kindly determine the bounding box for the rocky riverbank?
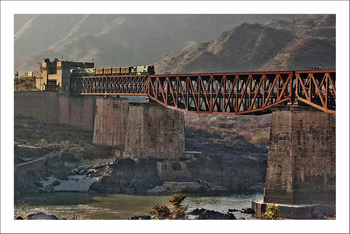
[14,114,268,195]
[14,144,266,194]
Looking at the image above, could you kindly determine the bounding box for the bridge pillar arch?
[253,106,335,218]
[93,97,129,147]
[123,102,185,159]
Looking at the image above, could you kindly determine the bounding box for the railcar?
[104,68,112,75]
[121,67,131,74]
[96,68,104,75]
[94,65,155,76]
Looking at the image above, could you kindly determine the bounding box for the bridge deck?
[70,70,335,115]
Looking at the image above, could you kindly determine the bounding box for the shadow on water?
[15,192,98,206]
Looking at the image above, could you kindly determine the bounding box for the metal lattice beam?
[70,70,336,115]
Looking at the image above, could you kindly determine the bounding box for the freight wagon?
[93,65,155,76]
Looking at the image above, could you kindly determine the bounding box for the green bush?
[259,203,280,220]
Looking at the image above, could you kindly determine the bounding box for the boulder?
[241,208,255,214]
[60,152,79,164]
[128,215,151,220]
[85,169,96,175]
[43,156,71,180]
[52,180,60,186]
[196,210,236,220]
[89,181,105,193]
[34,181,43,188]
[188,208,207,215]
[45,184,55,193]
[88,157,162,194]
[228,208,239,212]
[130,179,153,193]
[20,212,59,220]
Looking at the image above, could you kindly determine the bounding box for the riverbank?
[15,191,262,220]
[14,114,268,195]
[15,143,266,195]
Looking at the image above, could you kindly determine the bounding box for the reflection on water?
[14,190,262,220]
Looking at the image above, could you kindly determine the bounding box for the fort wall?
[14,92,96,131]
[14,92,60,122]
[59,95,96,131]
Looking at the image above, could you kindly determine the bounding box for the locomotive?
[95,65,155,76]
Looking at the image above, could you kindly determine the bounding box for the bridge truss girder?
[70,70,335,115]
[148,72,294,115]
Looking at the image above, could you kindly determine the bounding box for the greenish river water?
[14,191,262,220]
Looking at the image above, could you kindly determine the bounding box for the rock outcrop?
[189,209,236,220]
[89,157,162,193]
[17,212,59,220]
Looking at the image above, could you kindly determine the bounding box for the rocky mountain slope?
[14,14,308,75]
[154,14,335,74]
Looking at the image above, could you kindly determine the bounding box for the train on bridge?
[72,65,155,77]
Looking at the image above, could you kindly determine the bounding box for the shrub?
[148,203,171,220]
[259,204,280,220]
[251,134,270,146]
[39,138,48,148]
[148,194,188,220]
[60,140,71,151]
[169,194,187,208]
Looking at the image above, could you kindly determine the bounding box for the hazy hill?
[154,14,335,73]
[14,14,308,75]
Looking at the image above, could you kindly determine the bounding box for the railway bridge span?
[70,69,336,115]
[69,69,336,218]
[15,69,336,218]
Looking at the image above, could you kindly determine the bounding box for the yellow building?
[37,58,94,94]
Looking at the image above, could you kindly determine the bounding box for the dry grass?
[185,112,271,145]
[148,194,188,220]
[14,77,38,91]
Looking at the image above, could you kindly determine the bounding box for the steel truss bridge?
[70,70,336,115]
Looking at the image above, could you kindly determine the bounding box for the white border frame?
[1,1,349,233]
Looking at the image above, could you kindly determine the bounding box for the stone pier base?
[123,102,185,159]
[253,106,336,219]
[252,200,335,219]
[93,97,129,147]
[93,98,185,159]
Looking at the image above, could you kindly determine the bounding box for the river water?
[14,190,262,220]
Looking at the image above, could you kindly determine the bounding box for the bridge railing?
[70,75,148,95]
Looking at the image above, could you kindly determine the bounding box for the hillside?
[154,14,335,74]
[14,14,308,75]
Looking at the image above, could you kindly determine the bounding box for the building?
[36,58,94,94]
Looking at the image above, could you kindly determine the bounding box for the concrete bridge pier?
[93,97,129,147]
[252,106,336,219]
[123,102,185,159]
[93,97,185,159]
